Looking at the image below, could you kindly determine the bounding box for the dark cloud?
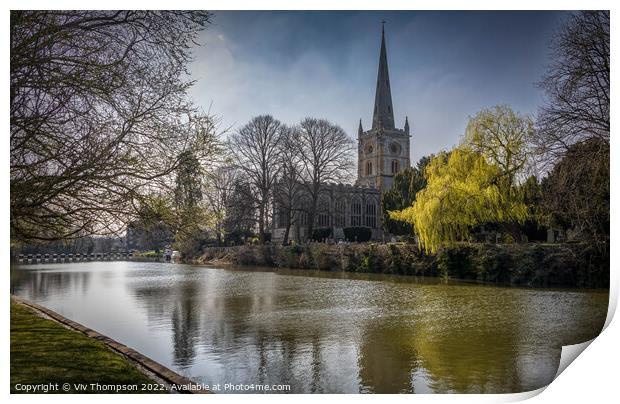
[189,11,566,164]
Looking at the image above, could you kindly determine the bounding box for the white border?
[2,2,618,403]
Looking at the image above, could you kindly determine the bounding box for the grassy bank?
[10,299,164,394]
[200,242,609,288]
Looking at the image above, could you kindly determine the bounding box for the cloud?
[188,11,563,164]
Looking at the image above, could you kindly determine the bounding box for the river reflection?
[10,262,608,393]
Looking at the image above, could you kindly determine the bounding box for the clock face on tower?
[390,142,401,155]
[366,144,374,155]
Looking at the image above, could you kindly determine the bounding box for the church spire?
[358,119,363,137]
[372,21,395,130]
[404,116,410,135]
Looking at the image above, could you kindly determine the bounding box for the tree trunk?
[258,203,265,243]
[306,211,315,243]
[216,228,222,246]
[282,213,291,246]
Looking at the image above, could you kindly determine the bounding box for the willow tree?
[464,105,534,188]
[389,148,528,253]
[381,156,431,236]
[461,105,535,240]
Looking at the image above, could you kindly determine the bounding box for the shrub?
[281,248,294,267]
[575,244,610,288]
[225,229,254,246]
[341,245,360,272]
[311,243,340,270]
[511,245,545,285]
[476,245,512,283]
[357,244,382,273]
[174,230,211,259]
[255,245,276,266]
[539,247,578,286]
[230,245,257,265]
[437,245,476,279]
[385,244,402,274]
[311,228,332,242]
[343,227,372,242]
[208,241,608,289]
[277,245,300,268]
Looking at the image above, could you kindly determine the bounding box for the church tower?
[356,23,411,192]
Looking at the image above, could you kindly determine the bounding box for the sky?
[188,11,567,165]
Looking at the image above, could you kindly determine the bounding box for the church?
[272,25,411,242]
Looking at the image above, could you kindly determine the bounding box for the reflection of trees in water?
[124,267,609,394]
[356,283,421,393]
[408,286,531,393]
[148,271,361,392]
[190,275,330,391]
[11,269,91,301]
[412,326,525,393]
[355,284,536,393]
[171,281,202,369]
[129,284,172,323]
[357,319,419,393]
[129,274,204,370]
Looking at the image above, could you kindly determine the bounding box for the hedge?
[343,227,372,242]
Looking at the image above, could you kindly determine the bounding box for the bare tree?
[223,176,256,245]
[296,118,354,240]
[10,11,216,243]
[229,115,283,243]
[274,125,303,245]
[535,11,609,166]
[541,138,609,247]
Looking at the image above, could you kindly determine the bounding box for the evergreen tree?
[381,156,431,236]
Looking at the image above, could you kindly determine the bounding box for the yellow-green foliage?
[464,105,533,188]
[390,148,528,253]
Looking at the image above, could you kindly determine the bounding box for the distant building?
[125,222,139,250]
[125,220,173,252]
[272,24,411,242]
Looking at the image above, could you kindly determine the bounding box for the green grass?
[10,299,166,393]
[135,250,161,258]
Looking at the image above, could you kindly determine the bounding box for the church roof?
[372,23,395,131]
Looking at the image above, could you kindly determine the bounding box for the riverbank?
[198,242,609,288]
[10,298,162,393]
[10,297,209,394]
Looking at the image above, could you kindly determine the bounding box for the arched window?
[316,196,330,228]
[351,197,362,226]
[365,199,377,228]
[391,160,399,174]
[366,161,373,176]
[334,198,346,227]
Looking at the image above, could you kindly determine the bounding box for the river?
[10,261,608,393]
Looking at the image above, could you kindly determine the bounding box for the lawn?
[10,299,166,393]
